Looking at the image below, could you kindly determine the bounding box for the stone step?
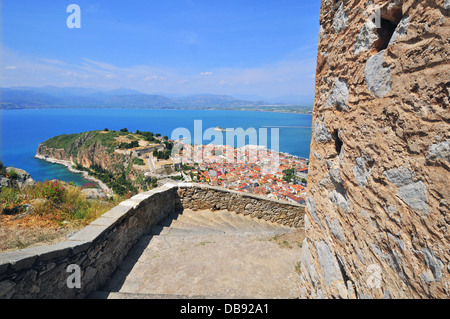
[221,211,281,232]
[170,219,214,231]
[161,213,240,233]
[152,225,288,239]
[152,225,228,236]
[201,209,291,233]
[180,209,238,230]
[234,212,294,231]
[159,215,214,231]
[186,209,259,231]
[211,210,253,230]
[175,212,231,230]
[88,291,202,299]
[89,291,250,299]
[179,211,263,234]
[150,225,174,235]
[165,228,290,239]
[157,214,180,227]
[154,209,296,236]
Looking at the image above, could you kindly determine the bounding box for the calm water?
[0,109,312,185]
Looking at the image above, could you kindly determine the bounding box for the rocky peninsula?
[35,129,173,196]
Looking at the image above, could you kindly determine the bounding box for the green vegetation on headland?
[38,129,174,196]
[42,130,134,154]
[73,162,156,196]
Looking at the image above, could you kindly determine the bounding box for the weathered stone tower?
[300,0,449,298]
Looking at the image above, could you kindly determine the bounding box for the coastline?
[34,154,113,196]
[1,106,313,116]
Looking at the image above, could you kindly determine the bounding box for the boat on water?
[215,126,231,132]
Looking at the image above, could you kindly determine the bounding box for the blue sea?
[0,109,312,186]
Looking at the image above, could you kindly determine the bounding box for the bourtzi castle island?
[0,0,449,300]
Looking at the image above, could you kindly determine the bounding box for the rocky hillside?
[37,131,129,173]
[0,166,36,190]
[36,130,167,195]
[300,0,449,299]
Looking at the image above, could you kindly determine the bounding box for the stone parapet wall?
[300,0,449,299]
[0,183,304,299]
[177,183,304,228]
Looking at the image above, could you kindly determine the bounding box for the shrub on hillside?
[132,157,145,166]
[81,183,98,189]
[0,187,21,212]
[7,170,18,180]
[34,180,67,203]
[118,140,139,149]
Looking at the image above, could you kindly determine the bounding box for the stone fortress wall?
[0,183,304,299]
[299,0,449,298]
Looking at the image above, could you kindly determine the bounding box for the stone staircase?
[89,209,303,299]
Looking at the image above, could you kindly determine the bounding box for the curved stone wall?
[177,183,304,228]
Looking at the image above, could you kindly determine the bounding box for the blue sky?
[1,0,320,102]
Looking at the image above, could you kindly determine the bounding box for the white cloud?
[82,58,118,71]
[0,45,316,100]
[37,58,67,65]
[144,75,159,81]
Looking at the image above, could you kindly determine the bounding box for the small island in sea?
[214,126,233,132]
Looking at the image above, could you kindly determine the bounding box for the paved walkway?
[90,209,303,299]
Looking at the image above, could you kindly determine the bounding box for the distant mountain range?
[0,87,313,112]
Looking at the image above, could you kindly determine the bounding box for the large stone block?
[365,50,392,98]
[427,139,450,162]
[325,79,349,111]
[397,181,430,213]
[354,20,379,55]
[312,120,332,143]
[332,2,348,33]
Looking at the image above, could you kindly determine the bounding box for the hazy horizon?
[1,85,315,105]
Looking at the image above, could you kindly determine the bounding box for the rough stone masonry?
[300,0,449,298]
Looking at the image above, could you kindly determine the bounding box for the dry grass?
[0,182,122,253]
[114,136,133,144]
[0,221,73,253]
[270,229,305,249]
